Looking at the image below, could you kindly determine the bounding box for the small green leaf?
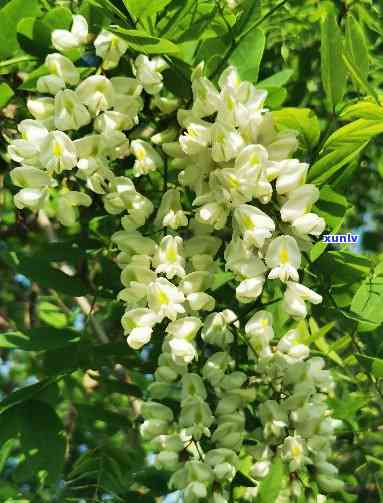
[0,0,41,58]
[123,0,173,19]
[0,328,78,351]
[109,26,179,55]
[351,274,383,331]
[18,400,66,484]
[0,82,14,108]
[272,107,320,150]
[345,14,369,84]
[342,53,379,103]
[262,86,287,109]
[257,69,293,88]
[42,6,73,31]
[341,100,383,121]
[229,27,265,82]
[17,17,51,57]
[320,7,347,110]
[256,457,285,503]
[355,354,383,379]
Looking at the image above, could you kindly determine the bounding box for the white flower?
[37,75,65,95]
[292,213,326,237]
[154,189,188,229]
[283,281,322,318]
[8,120,48,164]
[233,204,275,248]
[54,89,91,130]
[277,329,309,361]
[130,140,163,177]
[191,72,220,117]
[127,327,153,349]
[76,75,114,116]
[251,460,271,479]
[168,338,197,364]
[94,30,128,69]
[179,118,212,155]
[236,277,265,304]
[166,317,202,340]
[211,122,244,162]
[14,188,47,210]
[195,202,229,230]
[280,184,320,222]
[27,97,54,127]
[275,159,309,194]
[122,308,158,334]
[281,435,306,471]
[224,238,266,279]
[134,55,168,95]
[245,310,274,349]
[147,278,185,321]
[10,166,51,188]
[39,131,77,174]
[46,53,80,86]
[265,235,301,282]
[153,235,186,279]
[57,191,92,226]
[52,14,88,52]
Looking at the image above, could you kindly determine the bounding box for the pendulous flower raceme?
[7,12,342,502]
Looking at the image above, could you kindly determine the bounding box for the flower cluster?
[7,13,343,502]
[8,15,167,227]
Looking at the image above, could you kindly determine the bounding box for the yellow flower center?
[166,244,178,262]
[260,318,269,328]
[291,445,302,459]
[52,141,62,157]
[279,246,289,264]
[227,174,240,189]
[157,290,169,304]
[242,214,254,230]
[135,146,146,161]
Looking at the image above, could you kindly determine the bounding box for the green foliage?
[1,0,383,501]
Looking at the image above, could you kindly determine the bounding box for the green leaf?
[37,301,67,329]
[303,321,335,345]
[211,271,234,291]
[308,142,367,185]
[342,52,379,103]
[0,328,79,351]
[345,13,369,82]
[320,7,347,110]
[272,107,320,150]
[340,100,383,121]
[123,0,173,19]
[256,458,285,503]
[0,439,16,475]
[0,378,58,412]
[229,27,265,82]
[232,0,261,38]
[0,0,42,58]
[257,69,293,88]
[86,0,130,23]
[351,274,383,331]
[42,6,73,31]
[325,119,383,150]
[17,17,51,57]
[18,400,66,484]
[262,86,287,109]
[355,354,383,379]
[17,254,88,297]
[0,82,14,108]
[109,26,179,54]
